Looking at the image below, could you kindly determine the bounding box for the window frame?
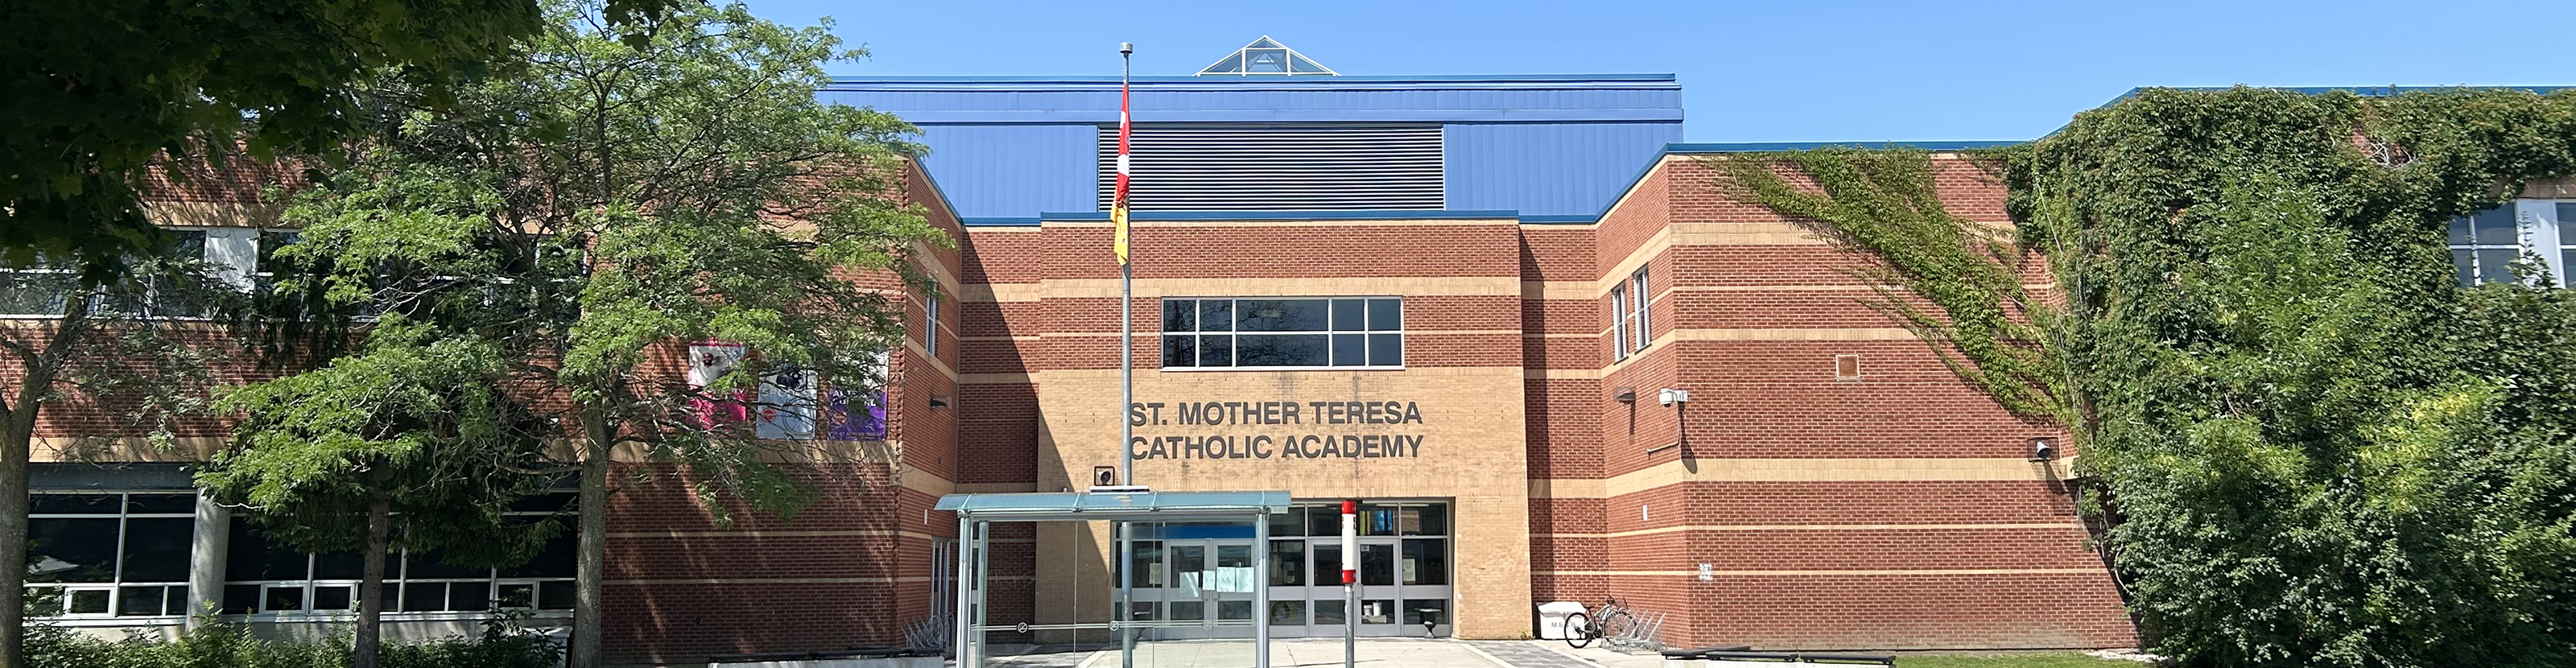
[1158,296,1404,371]
[24,492,199,620]
[1609,282,1629,361]
[214,498,578,621]
[1627,266,1650,353]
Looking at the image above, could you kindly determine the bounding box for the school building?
[20,37,2144,666]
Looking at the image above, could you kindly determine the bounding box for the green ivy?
[1715,87,2576,668]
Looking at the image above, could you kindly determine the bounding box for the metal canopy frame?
[935,490,1293,668]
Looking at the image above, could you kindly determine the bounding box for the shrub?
[25,616,560,668]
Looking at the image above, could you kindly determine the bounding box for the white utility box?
[1535,601,1588,640]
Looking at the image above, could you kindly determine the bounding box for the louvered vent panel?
[1099,125,1444,211]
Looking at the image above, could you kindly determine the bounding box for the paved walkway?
[972,638,1662,668]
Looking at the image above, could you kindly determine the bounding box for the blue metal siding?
[1444,122,1682,217]
[913,125,1097,219]
[822,79,1680,125]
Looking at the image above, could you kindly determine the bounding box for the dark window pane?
[2453,249,2478,286]
[314,550,390,580]
[225,522,309,581]
[1236,334,1327,366]
[68,589,110,614]
[537,581,575,611]
[1331,299,1364,331]
[1360,505,1396,536]
[1236,299,1327,332]
[404,550,491,579]
[1360,543,1394,586]
[1331,334,1364,366]
[497,583,535,608]
[165,586,189,615]
[1368,334,1402,367]
[504,493,576,513]
[2448,216,2473,245]
[313,585,353,611]
[118,586,166,616]
[1403,538,1449,585]
[1270,600,1305,625]
[1313,599,1345,625]
[1367,299,1402,331]
[0,270,76,315]
[1269,540,1305,587]
[1129,601,1159,621]
[1162,335,1197,367]
[1162,299,1195,332]
[221,584,259,614]
[497,531,578,579]
[124,494,195,514]
[27,517,118,583]
[119,517,193,582]
[2562,203,2576,226]
[448,582,490,612]
[1410,505,1448,536]
[32,493,121,515]
[1198,335,1232,367]
[1307,506,1340,536]
[1404,599,1448,628]
[2479,248,2518,284]
[2473,206,2516,244]
[265,586,305,612]
[1170,600,1204,621]
[1312,543,1342,587]
[1198,300,1232,332]
[1268,512,1302,538]
[2565,249,2575,286]
[402,583,448,612]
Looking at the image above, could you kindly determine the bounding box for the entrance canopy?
[935,490,1291,522]
[935,490,1292,668]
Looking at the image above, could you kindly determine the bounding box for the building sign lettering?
[1126,401,1427,460]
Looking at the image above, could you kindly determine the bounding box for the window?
[0,227,275,318]
[0,251,77,316]
[923,292,939,357]
[1160,297,1402,369]
[2446,200,2576,287]
[1609,283,1629,361]
[2450,205,2524,285]
[26,493,198,618]
[220,494,577,616]
[1628,266,1650,353]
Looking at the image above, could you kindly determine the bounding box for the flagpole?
[1115,40,1137,668]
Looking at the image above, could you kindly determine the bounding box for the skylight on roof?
[1196,36,1335,76]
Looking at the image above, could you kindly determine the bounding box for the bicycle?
[1563,596,1637,649]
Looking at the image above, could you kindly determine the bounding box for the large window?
[26,493,197,618]
[0,227,287,318]
[2449,200,2576,287]
[1161,298,1402,369]
[221,494,577,616]
[1610,265,1649,361]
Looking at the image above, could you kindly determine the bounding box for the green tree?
[2,241,242,666]
[197,318,560,668]
[1713,88,2576,667]
[263,2,944,666]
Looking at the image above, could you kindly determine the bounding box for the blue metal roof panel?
[826,87,1681,124]
[913,124,1097,219]
[1447,122,1683,217]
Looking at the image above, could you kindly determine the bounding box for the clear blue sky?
[744,0,2563,143]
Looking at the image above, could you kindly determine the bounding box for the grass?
[1893,651,2149,668]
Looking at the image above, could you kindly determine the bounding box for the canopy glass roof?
[1197,36,1335,76]
[935,490,1292,521]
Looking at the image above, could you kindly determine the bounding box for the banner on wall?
[685,342,749,428]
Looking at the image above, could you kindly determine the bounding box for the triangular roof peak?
[1196,36,1335,76]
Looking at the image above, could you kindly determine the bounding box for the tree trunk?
[2,314,73,668]
[353,480,392,668]
[568,415,611,668]
[0,402,35,668]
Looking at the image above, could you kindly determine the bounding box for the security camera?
[1657,388,1687,406]
[2029,438,2056,462]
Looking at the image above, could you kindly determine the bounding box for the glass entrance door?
[1123,502,1452,640]
[1133,538,1259,640]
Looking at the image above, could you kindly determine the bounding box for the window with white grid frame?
[1161,297,1402,369]
[25,493,198,618]
[2446,200,2576,287]
[1609,283,1629,361]
[218,493,577,616]
[1628,266,1650,353]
